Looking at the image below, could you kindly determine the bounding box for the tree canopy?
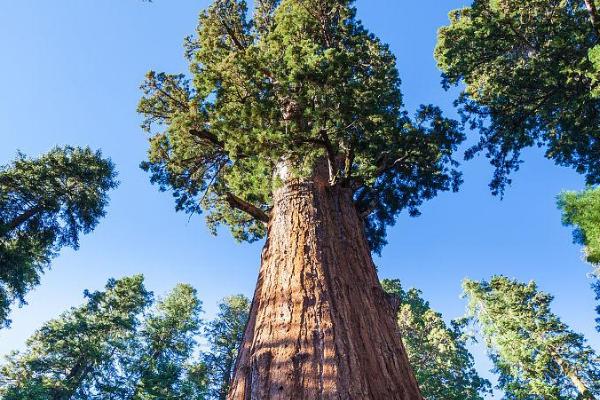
[464,276,600,399]
[0,276,151,400]
[138,0,464,253]
[0,277,208,400]
[559,187,600,266]
[382,279,491,400]
[436,0,600,195]
[0,146,118,328]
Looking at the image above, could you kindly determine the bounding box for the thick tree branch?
[318,130,339,183]
[2,204,44,236]
[218,17,247,51]
[189,129,225,148]
[225,193,270,224]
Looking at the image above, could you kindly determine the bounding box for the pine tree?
[558,187,600,331]
[435,0,600,195]
[203,295,250,400]
[464,276,600,399]
[0,278,211,400]
[0,275,151,400]
[138,1,463,397]
[559,187,600,266]
[382,279,491,400]
[0,146,118,327]
[123,284,206,400]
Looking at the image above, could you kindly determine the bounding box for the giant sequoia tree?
[0,146,118,328]
[138,0,463,397]
[436,0,600,194]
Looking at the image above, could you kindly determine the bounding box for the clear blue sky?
[0,1,598,398]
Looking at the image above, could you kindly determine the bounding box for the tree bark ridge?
[227,178,422,399]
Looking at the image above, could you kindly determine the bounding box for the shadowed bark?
[227,168,423,399]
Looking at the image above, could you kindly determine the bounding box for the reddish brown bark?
[227,174,423,399]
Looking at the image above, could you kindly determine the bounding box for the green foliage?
[0,277,208,400]
[138,0,464,253]
[436,0,600,195]
[202,295,250,400]
[0,275,151,400]
[381,279,491,400]
[464,276,600,399]
[0,146,118,327]
[122,284,207,400]
[558,187,600,265]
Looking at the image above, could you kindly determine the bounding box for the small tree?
[558,187,600,331]
[559,187,600,266]
[464,276,600,399]
[203,295,250,400]
[436,0,600,195]
[382,279,491,400]
[0,276,151,400]
[0,146,118,327]
[124,284,206,400]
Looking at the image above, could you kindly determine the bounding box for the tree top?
[139,0,463,252]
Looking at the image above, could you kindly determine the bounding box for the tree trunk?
[555,355,596,400]
[227,176,423,399]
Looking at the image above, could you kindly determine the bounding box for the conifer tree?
[464,276,600,399]
[138,0,463,397]
[0,278,210,400]
[0,146,118,327]
[558,188,600,331]
[559,188,600,266]
[123,284,206,400]
[436,0,600,194]
[382,279,491,400]
[203,295,250,400]
[0,275,151,400]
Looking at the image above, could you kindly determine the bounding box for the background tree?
[436,0,600,195]
[202,295,250,400]
[119,283,206,400]
[0,146,118,327]
[559,187,600,266]
[558,187,600,331]
[138,0,463,396]
[382,279,491,400]
[464,276,600,399]
[0,275,151,400]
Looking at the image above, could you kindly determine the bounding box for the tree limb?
[225,193,270,224]
[2,204,44,236]
[189,129,225,148]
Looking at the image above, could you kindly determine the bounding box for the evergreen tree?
[0,146,118,327]
[558,187,600,331]
[0,275,151,400]
[124,284,207,400]
[559,187,600,266]
[138,0,463,396]
[464,276,600,399]
[436,0,600,195]
[202,295,250,400]
[382,279,491,400]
